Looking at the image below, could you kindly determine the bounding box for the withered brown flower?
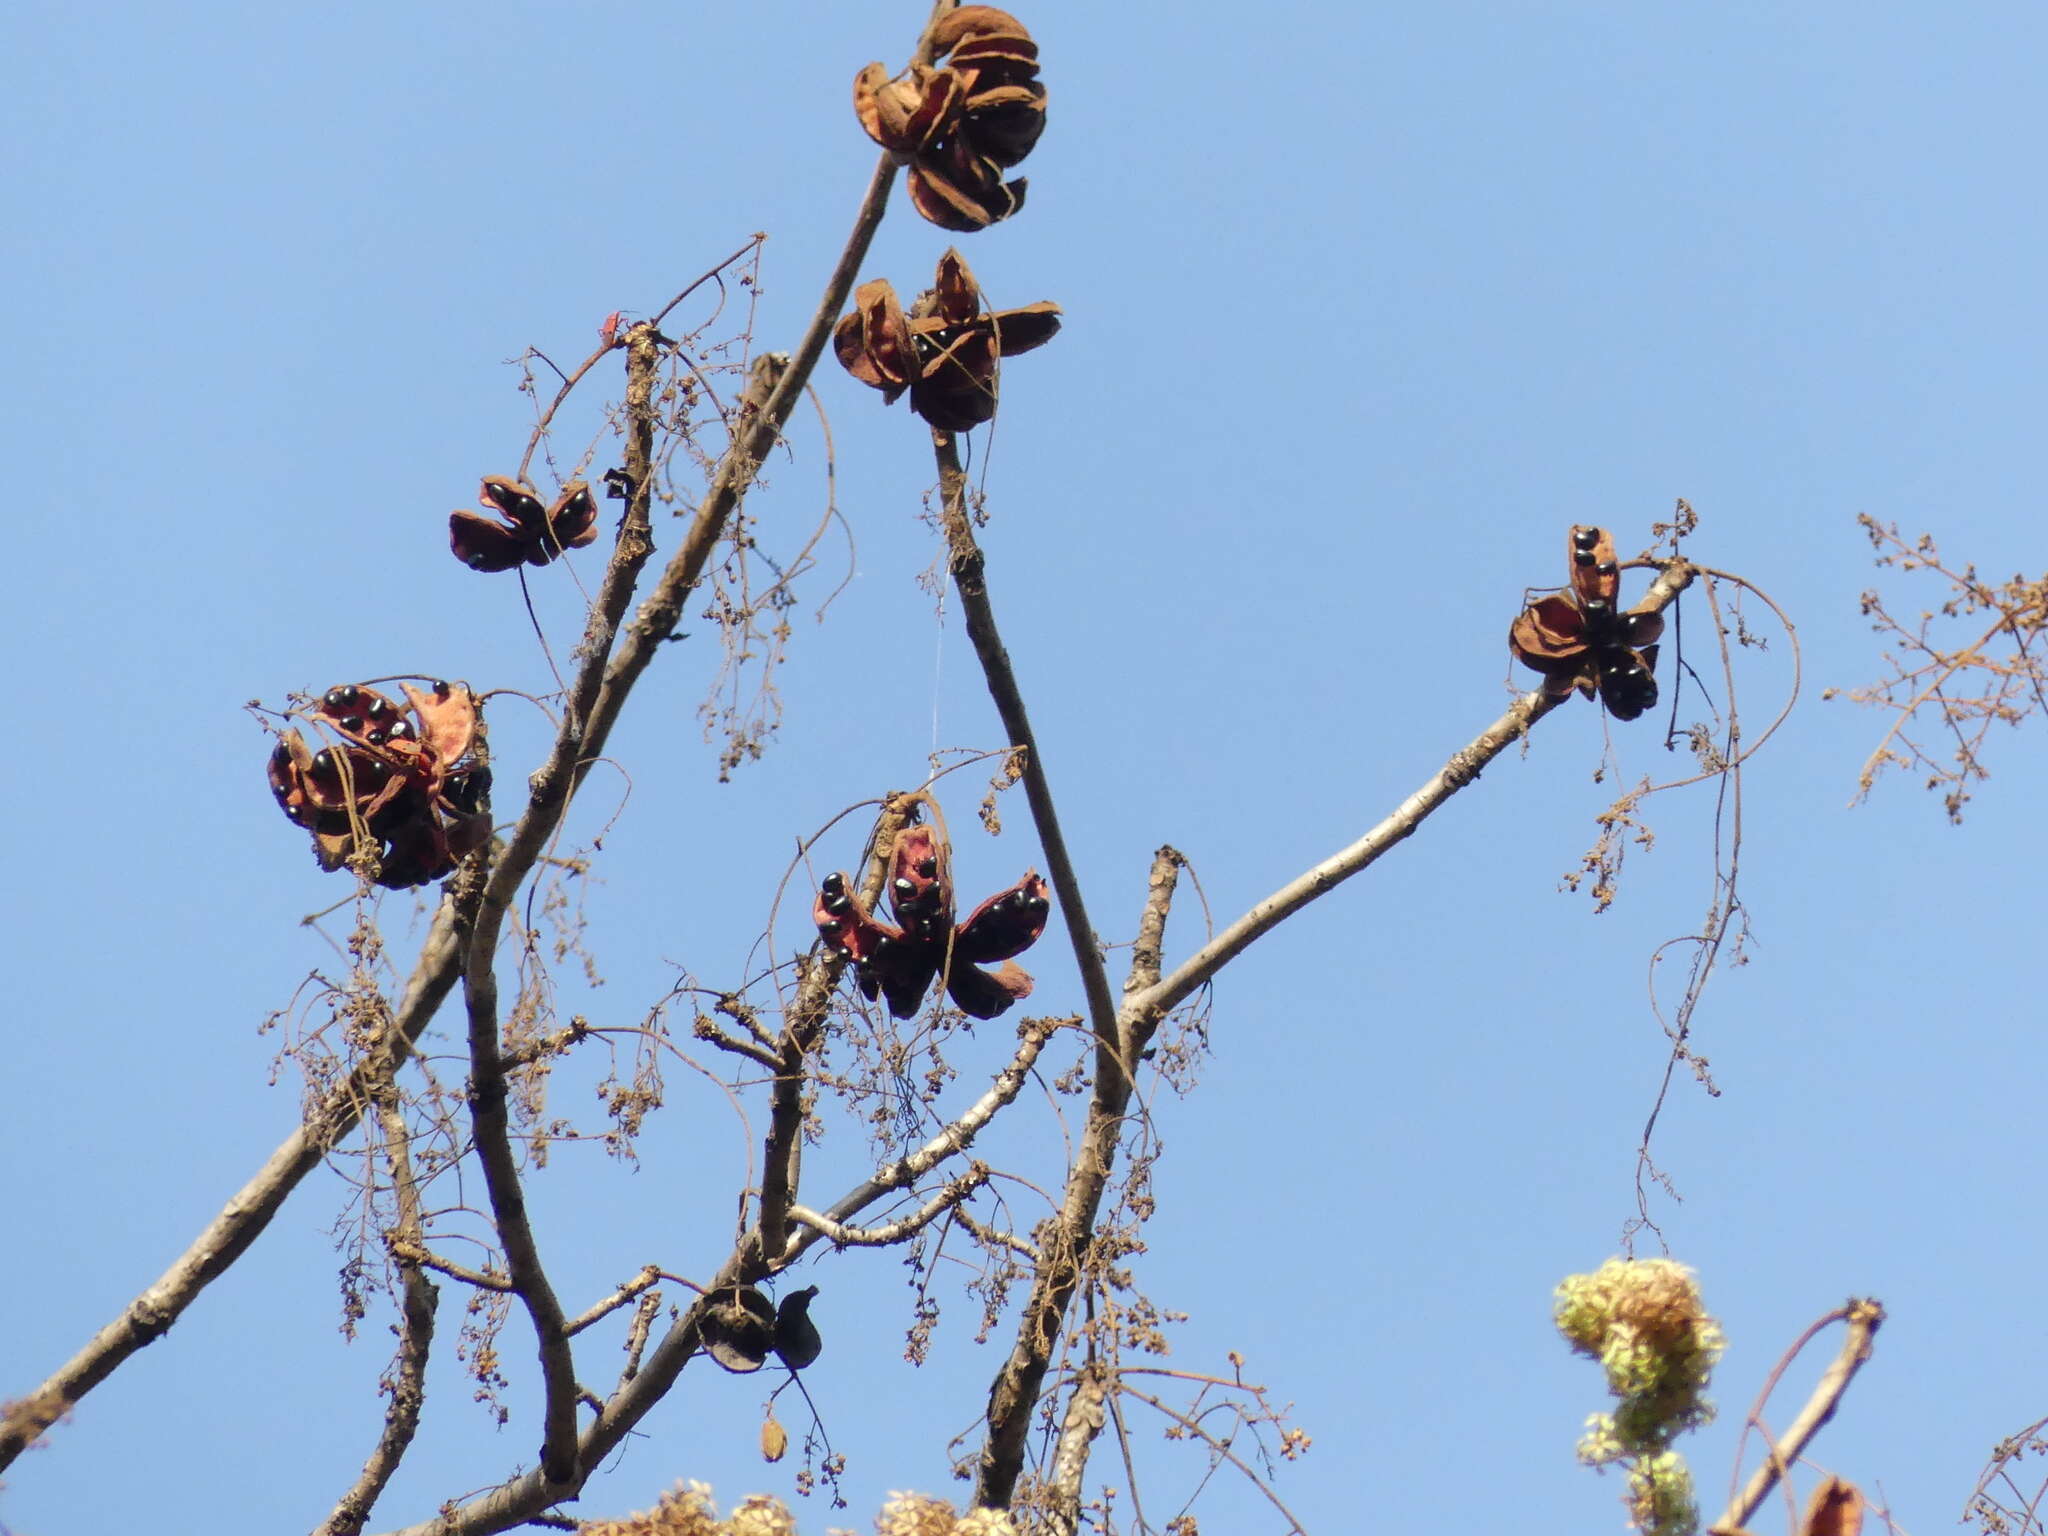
[449,475,598,572]
[813,819,1050,1021]
[854,5,1047,232]
[833,249,1059,431]
[1509,526,1665,721]
[266,680,492,888]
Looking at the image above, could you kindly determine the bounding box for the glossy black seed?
[365,697,392,720]
[432,680,451,695]
[916,857,937,879]
[324,685,361,710]
[312,748,337,772]
[387,718,415,740]
[822,891,851,915]
[1572,528,1600,549]
[894,877,915,895]
[1574,549,1596,566]
[339,716,364,734]
[367,729,388,746]
[1595,560,1618,577]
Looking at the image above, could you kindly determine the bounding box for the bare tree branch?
[318,1087,442,1536]
[756,793,916,1269]
[953,1208,1041,1266]
[1129,560,1697,1025]
[614,1292,663,1393]
[1710,1298,1886,1536]
[1046,1364,1109,1536]
[461,915,581,1486]
[780,1016,1055,1267]
[787,1162,990,1249]
[975,562,1697,1510]
[0,893,465,1470]
[933,428,1121,1069]
[2,64,917,1466]
[564,1267,663,1339]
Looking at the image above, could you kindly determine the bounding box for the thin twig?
[952,1207,1041,1265]
[563,1266,663,1338]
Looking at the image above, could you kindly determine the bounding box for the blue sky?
[6,2,2048,1533]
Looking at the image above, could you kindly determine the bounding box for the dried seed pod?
[772,1286,822,1371]
[700,1285,776,1373]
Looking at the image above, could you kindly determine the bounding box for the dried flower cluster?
[814,818,1049,1019]
[266,681,491,889]
[875,1494,1016,1536]
[834,249,1059,431]
[1556,1258,1725,1536]
[1510,525,1665,721]
[698,1285,821,1374]
[574,1485,1015,1536]
[449,474,599,572]
[854,6,1046,232]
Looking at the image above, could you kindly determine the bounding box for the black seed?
[312,748,337,772]
[822,873,846,898]
[324,685,361,710]
[1595,560,1617,577]
[339,716,363,734]
[894,877,915,895]
[1572,528,1599,549]
[916,857,937,879]
[433,680,451,695]
[823,892,850,915]
[367,729,388,745]
[387,718,415,740]
[365,697,392,720]
[1574,550,1596,566]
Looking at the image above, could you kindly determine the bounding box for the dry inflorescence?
[833,249,1059,431]
[854,6,1046,232]
[813,808,1050,1020]
[1510,525,1665,721]
[574,1484,1015,1536]
[266,680,491,888]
